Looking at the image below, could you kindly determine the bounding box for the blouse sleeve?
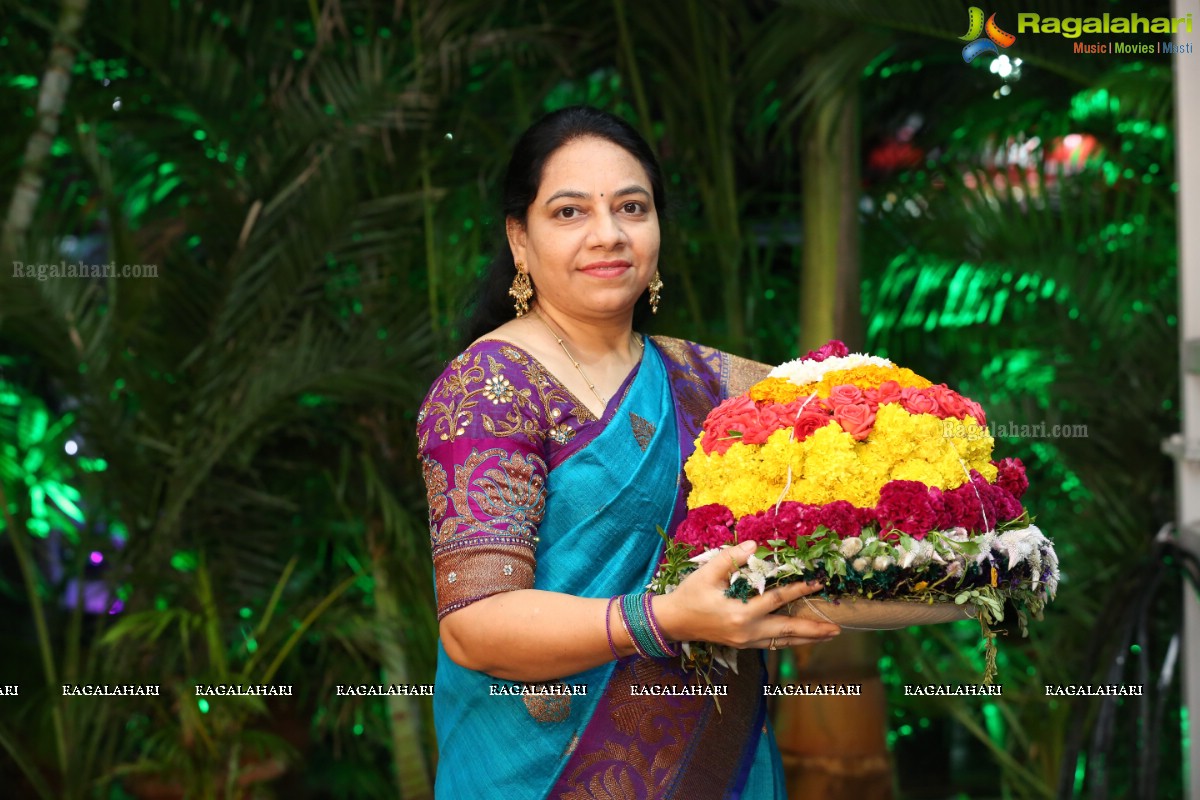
[416,343,550,621]
[721,350,772,400]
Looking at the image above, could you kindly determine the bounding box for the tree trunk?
[781,78,890,799]
[2,0,90,256]
[775,635,893,799]
[369,515,434,800]
[798,84,862,352]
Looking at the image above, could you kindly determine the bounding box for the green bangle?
[615,594,648,658]
[622,592,668,659]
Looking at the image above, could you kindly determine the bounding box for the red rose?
[927,384,970,419]
[834,402,876,441]
[900,387,940,416]
[755,402,798,440]
[702,396,759,454]
[793,410,835,441]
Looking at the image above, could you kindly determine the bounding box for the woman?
[417,106,841,799]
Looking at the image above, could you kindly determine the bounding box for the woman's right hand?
[653,539,841,650]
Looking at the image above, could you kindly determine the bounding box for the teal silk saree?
[418,335,783,799]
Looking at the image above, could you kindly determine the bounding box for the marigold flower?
[748,377,807,404]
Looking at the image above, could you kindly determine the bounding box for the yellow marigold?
[684,403,997,518]
[793,365,932,398]
[748,377,806,404]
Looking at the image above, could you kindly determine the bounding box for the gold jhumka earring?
[510,262,533,316]
[648,270,663,314]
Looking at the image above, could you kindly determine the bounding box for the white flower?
[840,537,864,558]
[901,540,935,568]
[768,353,894,387]
[992,526,1045,570]
[1027,547,1044,591]
[971,532,997,565]
[713,645,739,674]
[945,560,964,578]
[689,547,724,566]
[1044,546,1060,599]
[852,557,869,572]
[945,527,970,542]
[742,554,780,595]
[873,555,894,571]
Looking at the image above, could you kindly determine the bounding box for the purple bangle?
[604,596,621,661]
[642,593,679,657]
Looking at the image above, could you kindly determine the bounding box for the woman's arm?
[439,539,840,683]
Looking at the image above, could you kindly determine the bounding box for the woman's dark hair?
[462,106,667,345]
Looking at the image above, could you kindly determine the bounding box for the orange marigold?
[748,377,807,404]
[793,365,932,398]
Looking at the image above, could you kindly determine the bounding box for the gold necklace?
[532,308,643,408]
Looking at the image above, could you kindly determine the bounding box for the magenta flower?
[674,504,738,556]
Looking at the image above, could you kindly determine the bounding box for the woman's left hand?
[652,539,842,650]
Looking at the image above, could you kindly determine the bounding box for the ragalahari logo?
[960,7,1017,62]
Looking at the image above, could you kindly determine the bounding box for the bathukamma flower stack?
[651,340,1058,682]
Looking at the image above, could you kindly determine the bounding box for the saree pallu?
[417,335,780,799]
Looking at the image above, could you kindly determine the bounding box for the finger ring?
[769,638,778,651]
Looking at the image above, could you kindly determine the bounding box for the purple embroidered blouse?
[416,336,768,621]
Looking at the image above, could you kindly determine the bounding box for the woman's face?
[508,136,660,324]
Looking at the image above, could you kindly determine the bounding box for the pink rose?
[834,402,876,441]
[900,387,940,416]
[965,399,987,426]
[828,384,865,408]
[866,380,904,407]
